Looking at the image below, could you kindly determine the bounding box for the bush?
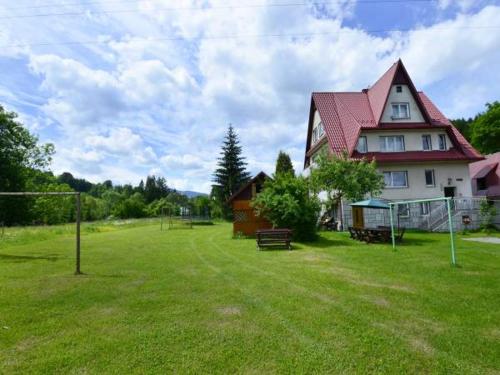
[252,174,320,241]
[479,200,497,231]
[113,193,146,219]
[32,183,74,225]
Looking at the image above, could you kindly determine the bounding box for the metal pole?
[75,193,82,275]
[446,198,457,266]
[389,203,396,250]
[160,207,163,231]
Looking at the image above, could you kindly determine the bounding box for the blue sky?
[0,0,499,192]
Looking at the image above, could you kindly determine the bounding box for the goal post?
[389,197,457,266]
[0,191,82,275]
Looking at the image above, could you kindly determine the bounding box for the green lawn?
[0,221,499,374]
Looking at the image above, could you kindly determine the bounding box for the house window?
[398,203,410,217]
[477,177,487,191]
[422,135,432,151]
[357,136,368,153]
[438,134,447,150]
[318,122,324,138]
[391,103,410,119]
[383,171,408,188]
[425,169,435,187]
[379,135,405,152]
[396,85,403,93]
[312,123,324,144]
[420,202,430,216]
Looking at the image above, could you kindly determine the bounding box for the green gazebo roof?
[350,199,390,209]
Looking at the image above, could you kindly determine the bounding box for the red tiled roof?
[367,62,398,124]
[305,59,483,166]
[470,152,500,177]
[352,150,479,163]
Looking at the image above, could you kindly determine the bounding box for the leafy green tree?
[113,193,146,219]
[310,152,384,202]
[252,174,320,240]
[32,183,74,225]
[57,172,93,192]
[0,105,54,224]
[209,186,224,219]
[275,151,295,176]
[146,198,176,217]
[191,195,211,217]
[80,194,107,221]
[470,102,500,154]
[451,117,474,142]
[310,152,384,228]
[102,190,124,217]
[213,125,251,219]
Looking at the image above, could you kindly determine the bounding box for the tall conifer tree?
[213,125,251,219]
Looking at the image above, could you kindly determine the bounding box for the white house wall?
[378,162,472,200]
[381,85,425,123]
[360,129,452,152]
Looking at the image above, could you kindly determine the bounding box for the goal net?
[389,197,457,266]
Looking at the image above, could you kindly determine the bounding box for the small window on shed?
[396,85,402,93]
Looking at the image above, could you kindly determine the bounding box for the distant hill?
[178,190,208,198]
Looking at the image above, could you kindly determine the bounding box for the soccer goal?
[389,197,457,266]
[0,192,83,274]
[160,207,193,230]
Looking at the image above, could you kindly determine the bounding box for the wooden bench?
[256,229,292,250]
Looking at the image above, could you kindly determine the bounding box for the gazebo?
[350,198,390,228]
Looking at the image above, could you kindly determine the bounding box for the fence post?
[389,204,396,250]
[446,198,456,266]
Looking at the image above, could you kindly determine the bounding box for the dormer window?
[438,134,447,150]
[396,85,402,93]
[391,103,410,119]
[318,122,324,138]
[311,122,324,145]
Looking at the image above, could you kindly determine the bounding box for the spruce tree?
[213,125,251,219]
[275,151,295,176]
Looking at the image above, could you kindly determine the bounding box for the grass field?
[0,221,499,374]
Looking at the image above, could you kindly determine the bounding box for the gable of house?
[304,59,483,168]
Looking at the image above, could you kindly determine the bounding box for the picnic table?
[256,228,292,250]
[348,226,405,244]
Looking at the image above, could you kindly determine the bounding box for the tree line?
[2,99,498,230]
[0,105,211,226]
[450,101,500,154]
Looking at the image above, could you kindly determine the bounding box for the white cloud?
[0,1,499,192]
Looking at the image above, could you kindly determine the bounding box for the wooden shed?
[227,172,273,236]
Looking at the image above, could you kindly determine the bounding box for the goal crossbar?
[388,197,457,266]
[0,191,82,274]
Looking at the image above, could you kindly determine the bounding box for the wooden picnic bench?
[256,228,292,250]
[348,226,405,244]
